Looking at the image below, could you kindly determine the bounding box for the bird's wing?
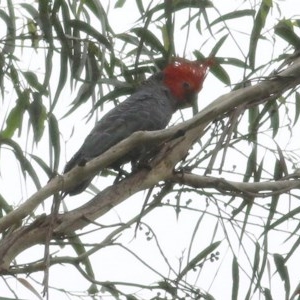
[64,86,174,173]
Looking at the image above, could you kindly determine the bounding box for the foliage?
[0,0,300,299]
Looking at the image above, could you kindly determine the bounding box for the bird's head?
[162,57,212,108]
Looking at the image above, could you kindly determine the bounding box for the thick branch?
[0,57,300,272]
[1,58,300,233]
[171,173,300,195]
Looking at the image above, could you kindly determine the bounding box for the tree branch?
[0,57,300,273]
[170,172,300,196]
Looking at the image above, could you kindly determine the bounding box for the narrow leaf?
[269,100,279,138]
[244,147,257,182]
[19,3,39,20]
[17,278,43,300]
[263,288,273,300]
[30,154,53,178]
[275,19,300,49]
[68,19,112,49]
[245,242,260,300]
[273,254,290,299]
[28,93,47,143]
[22,71,46,95]
[210,35,228,57]
[0,8,15,54]
[210,9,255,26]
[0,138,41,190]
[248,0,272,68]
[209,62,231,85]
[48,113,60,172]
[177,241,221,281]
[114,0,126,8]
[0,193,12,215]
[131,27,167,55]
[232,256,239,300]
[38,0,53,44]
[294,92,300,126]
[1,90,29,138]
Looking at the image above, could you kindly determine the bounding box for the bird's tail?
[63,151,93,196]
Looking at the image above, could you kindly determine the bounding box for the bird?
[63,58,211,195]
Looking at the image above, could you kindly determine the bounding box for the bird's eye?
[182,81,191,89]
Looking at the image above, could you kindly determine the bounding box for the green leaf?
[285,235,300,263]
[210,9,255,26]
[232,256,239,300]
[294,91,300,126]
[51,46,68,111]
[135,0,144,15]
[194,51,231,85]
[67,82,96,115]
[17,277,43,300]
[94,86,133,110]
[38,0,53,44]
[157,281,176,296]
[255,158,264,183]
[43,47,53,91]
[269,100,279,138]
[0,138,41,190]
[53,0,72,36]
[145,0,213,22]
[210,35,228,57]
[248,0,272,68]
[275,19,300,49]
[248,106,259,141]
[126,295,139,300]
[51,4,72,108]
[9,64,22,96]
[19,3,39,20]
[273,254,290,299]
[0,297,28,300]
[0,193,13,215]
[100,282,119,298]
[256,100,279,138]
[177,241,221,281]
[114,0,126,8]
[84,0,112,34]
[28,93,47,143]
[265,182,279,228]
[218,57,249,69]
[71,26,86,79]
[131,27,167,55]
[0,6,16,54]
[68,19,112,49]
[240,199,253,243]
[73,82,95,107]
[27,19,39,48]
[245,242,260,300]
[48,113,60,172]
[209,61,231,85]
[22,71,47,95]
[116,33,140,47]
[263,288,273,300]
[256,234,269,297]
[266,206,300,233]
[274,143,288,179]
[86,45,101,81]
[68,235,97,294]
[243,147,257,182]
[0,52,4,97]
[30,154,53,179]
[1,90,30,139]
